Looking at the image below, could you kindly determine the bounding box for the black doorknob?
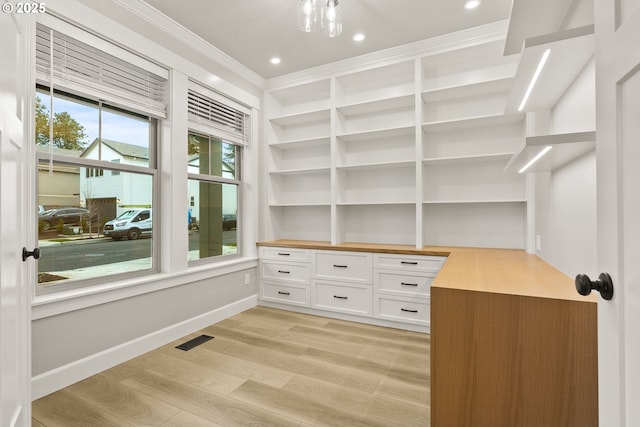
[575,272,614,301]
[22,247,40,261]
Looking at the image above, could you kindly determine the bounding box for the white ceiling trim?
[114,0,266,89]
[266,20,510,90]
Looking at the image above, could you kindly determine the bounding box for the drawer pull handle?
[277,270,290,274]
[278,291,291,295]
[401,261,418,265]
[333,295,348,300]
[401,308,418,313]
[278,253,290,256]
[333,264,348,268]
[401,282,418,287]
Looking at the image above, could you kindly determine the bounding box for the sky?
[37,92,150,148]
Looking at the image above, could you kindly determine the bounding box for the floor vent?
[175,334,214,351]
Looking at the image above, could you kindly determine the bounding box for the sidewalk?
[38,234,110,247]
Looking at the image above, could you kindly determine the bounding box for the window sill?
[32,256,258,320]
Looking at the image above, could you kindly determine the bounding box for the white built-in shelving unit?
[264,26,530,249]
[503,0,595,175]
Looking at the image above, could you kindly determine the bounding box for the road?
[38,230,237,272]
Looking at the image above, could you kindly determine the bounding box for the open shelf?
[422,77,513,103]
[337,94,414,116]
[269,205,331,242]
[269,202,331,207]
[337,124,415,142]
[504,0,586,55]
[269,136,330,149]
[422,113,524,133]
[423,153,514,166]
[269,108,330,127]
[505,25,594,114]
[504,131,595,173]
[335,60,415,106]
[423,156,525,202]
[269,166,331,176]
[423,199,526,204]
[423,202,526,248]
[336,160,415,172]
[337,165,415,205]
[267,79,331,117]
[337,204,417,246]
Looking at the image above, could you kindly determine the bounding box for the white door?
[0,12,31,427]
[595,0,640,425]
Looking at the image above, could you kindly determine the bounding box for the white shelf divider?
[269,167,331,176]
[422,113,524,133]
[423,152,514,165]
[337,124,415,142]
[336,160,415,171]
[269,136,330,149]
[504,131,596,173]
[269,108,331,127]
[504,25,594,114]
[336,94,415,116]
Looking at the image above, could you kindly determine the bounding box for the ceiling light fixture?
[270,57,282,65]
[464,0,481,10]
[297,0,342,38]
[353,33,365,42]
[297,0,320,32]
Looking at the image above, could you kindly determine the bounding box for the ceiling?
[140,0,514,79]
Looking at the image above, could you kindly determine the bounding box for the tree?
[35,96,89,150]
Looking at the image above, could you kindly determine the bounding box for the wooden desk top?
[257,240,596,303]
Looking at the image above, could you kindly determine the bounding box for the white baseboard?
[32,294,257,400]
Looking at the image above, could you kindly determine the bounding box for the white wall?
[534,58,597,277]
[32,269,257,398]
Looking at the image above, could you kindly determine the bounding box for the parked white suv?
[103,208,152,240]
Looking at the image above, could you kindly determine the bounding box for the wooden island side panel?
[431,286,598,427]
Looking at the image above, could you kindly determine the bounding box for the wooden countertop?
[257,240,596,303]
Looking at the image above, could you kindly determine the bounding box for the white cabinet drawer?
[374,295,429,326]
[313,251,372,284]
[312,281,372,316]
[260,247,310,262]
[262,282,310,307]
[373,253,446,272]
[374,270,433,298]
[261,261,310,285]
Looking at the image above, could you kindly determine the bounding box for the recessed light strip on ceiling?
[518,48,551,112]
[518,146,552,173]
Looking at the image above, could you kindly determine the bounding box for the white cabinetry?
[311,250,373,316]
[264,24,527,249]
[259,245,446,331]
[373,253,444,327]
[259,247,311,307]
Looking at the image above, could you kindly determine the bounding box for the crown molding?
[266,20,510,90]
[113,0,266,89]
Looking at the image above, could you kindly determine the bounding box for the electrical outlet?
[536,235,542,252]
[244,273,251,285]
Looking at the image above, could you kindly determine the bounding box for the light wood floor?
[32,306,430,427]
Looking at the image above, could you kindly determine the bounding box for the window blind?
[188,88,249,146]
[35,23,167,119]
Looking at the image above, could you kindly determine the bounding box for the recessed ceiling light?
[464,0,481,9]
[270,57,281,65]
[353,33,365,42]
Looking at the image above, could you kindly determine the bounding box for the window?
[187,133,240,261]
[35,22,166,292]
[187,86,249,263]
